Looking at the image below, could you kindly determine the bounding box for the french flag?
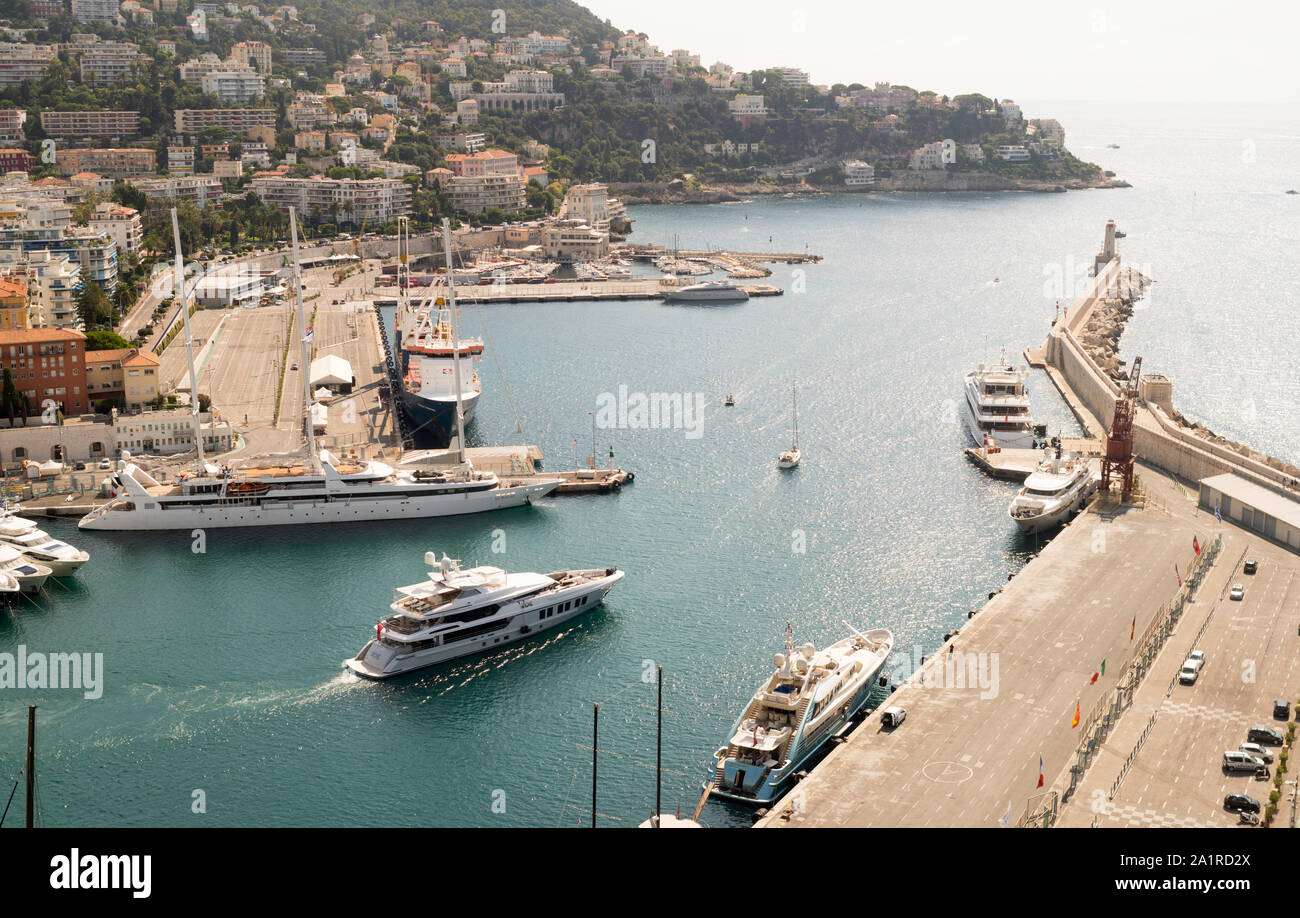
[1037,756,1044,788]
[303,326,313,343]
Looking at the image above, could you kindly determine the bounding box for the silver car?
[1239,742,1274,764]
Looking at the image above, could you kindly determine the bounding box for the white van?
[881,706,907,728]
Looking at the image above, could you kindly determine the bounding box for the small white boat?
[778,384,801,469]
[345,553,625,679]
[0,511,89,576]
[1009,446,1099,534]
[0,571,20,602]
[0,544,51,594]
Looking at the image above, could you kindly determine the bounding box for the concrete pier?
[757,224,1300,829]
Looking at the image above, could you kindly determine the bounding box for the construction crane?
[1101,355,1142,499]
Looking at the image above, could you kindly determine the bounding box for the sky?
[578,0,1300,103]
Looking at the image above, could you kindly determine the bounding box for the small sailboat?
[778,385,801,469]
[724,393,735,407]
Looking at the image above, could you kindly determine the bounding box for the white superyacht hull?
[345,570,624,678]
[1011,476,1097,534]
[78,480,558,531]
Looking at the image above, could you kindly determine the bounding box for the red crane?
[1100,355,1142,498]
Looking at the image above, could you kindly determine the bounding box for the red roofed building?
[0,326,89,416]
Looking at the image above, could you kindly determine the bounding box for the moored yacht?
[79,212,561,532]
[0,544,51,594]
[708,623,893,805]
[0,511,89,576]
[1008,445,1099,534]
[662,281,749,303]
[963,349,1039,449]
[344,553,625,678]
[0,571,20,602]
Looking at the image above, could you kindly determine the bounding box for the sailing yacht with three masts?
[80,213,560,531]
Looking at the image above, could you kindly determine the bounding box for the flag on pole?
[1174,563,1182,587]
[303,325,313,343]
[1090,670,1099,685]
[1000,802,1012,828]
[1071,701,1080,729]
[1101,659,1106,676]
[1130,617,1135,642]
[1037,756,1044,788]
[1193,536,1201,556]
[1215,503,1222,523]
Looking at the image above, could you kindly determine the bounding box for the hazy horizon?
[579,0,1300,104]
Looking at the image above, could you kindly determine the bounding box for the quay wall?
[1045,252,1297,497]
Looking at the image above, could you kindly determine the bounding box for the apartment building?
[909,141,948,170]
[0,149,34,175]
[167,145,195,176]
[56,148,155,178]
[287,101,336,130]
[5,251,82,329]
[79,43,141,86]
[728,94,768,119]
[200,69,266,103]
[0,44,57,87]
[444,174,527,213]
[0,111,25,146]
[130,176,224,210]
[229,40,273,74]
[0,276,29,329]
[0,223,117,292]
[842,160,875,187]
[40,110,142,141]
[248,175,413,224]
[557,183,610,232]
[85,347,160,409]
[541,219,608,261]
[87,203,143,258]
[173,108,276,136]
[0,326,90,417]
[282,49,326,67]
[995,145,1031,162]
[71,0,119,23]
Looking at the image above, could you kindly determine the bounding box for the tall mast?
[170,209,204,466]
[792,384,798,449]
[440,217,467,468]
[289,208,321,471]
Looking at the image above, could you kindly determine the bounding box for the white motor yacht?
[662,281,749,303]
[1009,447,1099,534]
[0,544,51,594]
[709,623,893,805]
[964,349,1039,449]
[0,512,89,576]
[345,553,625,679]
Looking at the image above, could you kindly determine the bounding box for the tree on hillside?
[85,329,132,351]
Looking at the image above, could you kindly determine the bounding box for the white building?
[842,160,874,187]
[86,203,143,258]
[995,145,1031,162]
[728,94,768,119]
[201,69,266,103]
[909,141,947,170]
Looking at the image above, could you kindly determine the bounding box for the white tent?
[309,354,353,388]
[313,387,333,402]
[310,401,328,432]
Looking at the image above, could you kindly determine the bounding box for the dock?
[966,439,1101,480]
[374,278,782,306]
[403,445,634,496]
[757,222,1300,829]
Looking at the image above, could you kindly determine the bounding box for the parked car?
[1247,726,1284,746]
[1273,700,1291,720]
[98,459,112,469]
[1185,650,1206,671]
[1243,559,1258,574]
[73,462,86,471]
[1224,793,1261,815]
[1178,664,1200,685]
[881,706,907,728]
[1239,743,1274,765]
[1223,750,1265,773]
[1230,584,1245,601]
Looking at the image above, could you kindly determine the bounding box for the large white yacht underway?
[345,553,625,678]
[964,349,1039,449]
[80,211,560,532]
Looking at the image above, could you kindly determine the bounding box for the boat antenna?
[170,208,205,468]
[440,218,468,468]
[289,207,322,473]
[655,664,663,825]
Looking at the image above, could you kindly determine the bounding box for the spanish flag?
[1071,701,1081,729]
[1130,616,1135,642]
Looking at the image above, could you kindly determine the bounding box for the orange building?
[0,327,89,417]
[0,277,29,329]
